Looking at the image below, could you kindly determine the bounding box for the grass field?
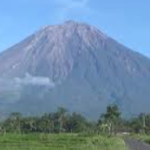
[0,133,127,150]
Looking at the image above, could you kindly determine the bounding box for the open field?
[0,133,127,150]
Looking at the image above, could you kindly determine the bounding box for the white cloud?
[0,74,55,102]
[53,0,94,21]
[15,73,55,87]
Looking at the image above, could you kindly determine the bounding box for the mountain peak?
[36,21,108,46]
[1,21,150,119]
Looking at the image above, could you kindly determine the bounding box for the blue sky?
[0,0,150,58]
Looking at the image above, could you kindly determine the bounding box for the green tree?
[66,112,88,133]
[3,112,22,133]
[99,104,121,135]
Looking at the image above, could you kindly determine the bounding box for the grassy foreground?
[0,133,127,150]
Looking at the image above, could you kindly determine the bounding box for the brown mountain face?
[0,21,150,119]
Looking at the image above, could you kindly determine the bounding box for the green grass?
[0,133,128,150]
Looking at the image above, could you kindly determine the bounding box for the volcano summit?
[0,21,150,119]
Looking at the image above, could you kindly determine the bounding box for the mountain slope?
[0,21,150,119]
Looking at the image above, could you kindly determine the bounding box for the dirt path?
[124,138,150,150]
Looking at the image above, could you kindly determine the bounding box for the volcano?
[0,21,150,119]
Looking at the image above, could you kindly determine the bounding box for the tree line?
[1,105,150,135]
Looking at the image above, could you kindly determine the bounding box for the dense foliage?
[1,107,92,134]
[1,105,150,135]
